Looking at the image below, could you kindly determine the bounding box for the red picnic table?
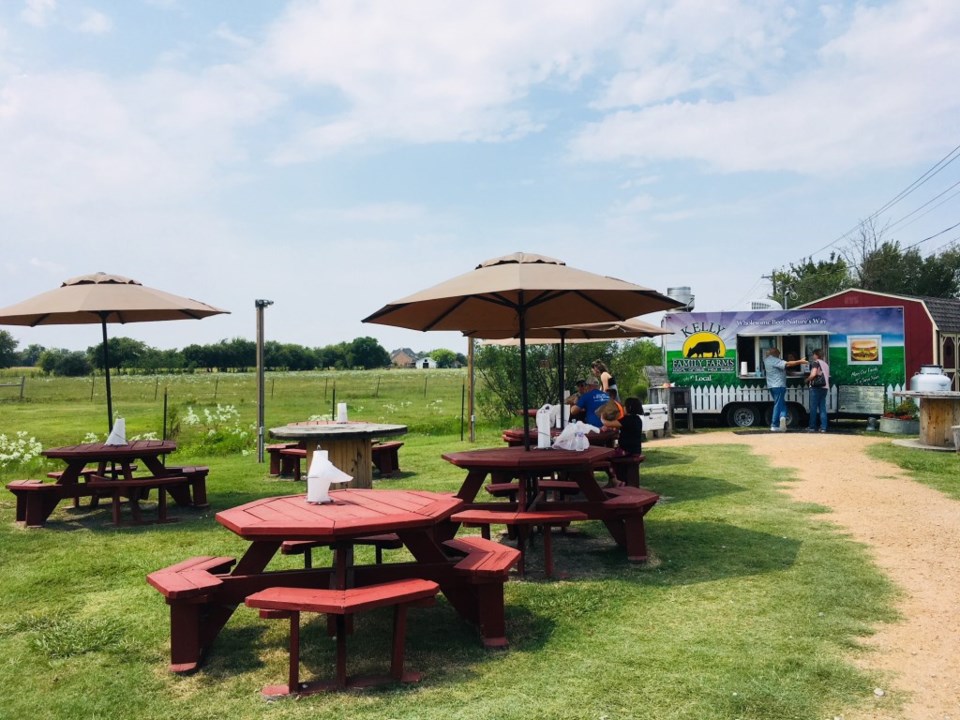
[442,445,659,562]
[148,488,519,676]
[7,440,206,527]
[501,426,619,448]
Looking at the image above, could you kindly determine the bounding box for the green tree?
[844,219,960,298]
[16,343,46,366]
[771,253,850,307]
[88,337,149,371]
[347,337,390,369]
[38,348,92,376]
[0,330,18,368]
[613,339,665,399]
[428,348,458,368]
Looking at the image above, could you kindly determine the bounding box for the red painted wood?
[146,556,235,598]
[442,537,521,577]
[245,579,439,614]
[216,489,463,541]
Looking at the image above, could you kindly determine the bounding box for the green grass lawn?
[0,372,911,719]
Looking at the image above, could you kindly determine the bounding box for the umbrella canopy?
[363,253,682,447]
[0,272,228,429]
[363,253,680,334]
[476,317,672,342]
[476,318,674,420]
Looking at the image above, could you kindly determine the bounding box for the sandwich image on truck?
[661,307,905,427]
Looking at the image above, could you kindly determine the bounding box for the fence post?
[154,376,160,402]
[19,376,25,401]
[90,375,95,401]
[423,375,428,398]
[332,385,336,420]
[375,376,381,398]
[214,377,219,401]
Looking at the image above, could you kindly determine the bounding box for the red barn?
[800,289,960,390]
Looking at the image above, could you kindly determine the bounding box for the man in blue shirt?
[763,348,805,431]
[572,376,610,429]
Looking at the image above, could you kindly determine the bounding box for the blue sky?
[1,0,958,355]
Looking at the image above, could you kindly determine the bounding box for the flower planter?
[878,417,919,435]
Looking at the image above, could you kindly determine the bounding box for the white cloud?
[20,0,56,28]
[0,64,281,217]
[259,0,632,160]
[76,9,112,35]
[571,0,960,175]
[214,23,253,48]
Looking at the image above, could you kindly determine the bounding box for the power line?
[886,178,960,233]
[806,142,960,259]
[903,220,960,250]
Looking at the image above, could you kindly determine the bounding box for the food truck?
[661,307,906,427]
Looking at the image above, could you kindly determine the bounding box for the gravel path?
[661,430,960,720]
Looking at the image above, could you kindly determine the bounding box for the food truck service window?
[736,334,828,377]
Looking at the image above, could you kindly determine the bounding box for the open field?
[2,370,955,719]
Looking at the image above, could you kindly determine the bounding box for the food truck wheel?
[726,404,760,428]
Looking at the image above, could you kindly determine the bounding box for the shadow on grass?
[640,471,747,504]
[204,598,548,687]
[513,520,800,589]
[641,448,695,467]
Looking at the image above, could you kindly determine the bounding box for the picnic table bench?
[371,440,404,477]
[451,508,587,578]
[266,442,300,475]
[281,533,403,567]
[246,578,439,695]
[85,473,192,525]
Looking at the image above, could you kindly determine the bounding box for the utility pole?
[255,299,273,463]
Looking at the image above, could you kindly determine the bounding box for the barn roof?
[918,296,960,333]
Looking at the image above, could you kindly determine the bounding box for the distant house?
[415,357,437,369]
[390,348,417,368]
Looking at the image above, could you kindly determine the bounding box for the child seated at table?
[598,395,643,487]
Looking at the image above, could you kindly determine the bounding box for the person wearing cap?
[565,379,587,406]
[571,376,610,429]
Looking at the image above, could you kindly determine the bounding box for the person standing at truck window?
[591,360,617,394]
[763,348,805,431]
[806,349,830,433]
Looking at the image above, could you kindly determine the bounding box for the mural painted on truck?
[663,307,906,388]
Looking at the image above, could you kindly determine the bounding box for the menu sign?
[837,385,885,415]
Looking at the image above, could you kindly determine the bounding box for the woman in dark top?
[616,397,644,455]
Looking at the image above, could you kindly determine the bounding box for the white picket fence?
[685,383,906,415]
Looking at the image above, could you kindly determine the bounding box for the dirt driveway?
[662,430,960,720]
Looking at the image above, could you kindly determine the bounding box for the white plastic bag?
[553,421,596,451]
[536,404,554,448]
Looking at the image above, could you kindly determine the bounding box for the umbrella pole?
[100,317,114,431]
[520,308,530,450]
[558,332,567,427]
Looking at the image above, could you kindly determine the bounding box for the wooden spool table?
[269,421,407,488]
[893,391,960,450]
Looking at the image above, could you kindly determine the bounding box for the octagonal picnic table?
[149,488,516,673]
[442,445,659,561]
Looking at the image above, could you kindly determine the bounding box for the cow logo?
[682,333,726,358]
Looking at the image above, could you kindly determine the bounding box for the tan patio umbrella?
[477,318,674,422]
[363,253,682,447]
[0,272,228,430]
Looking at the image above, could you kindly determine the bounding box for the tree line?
[770,219,960,307]
[0,334,464,376]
